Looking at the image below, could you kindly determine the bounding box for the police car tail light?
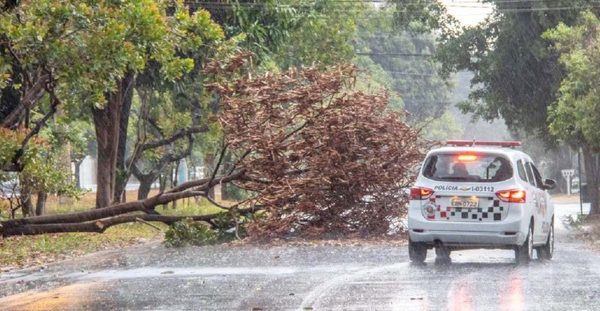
[410,187,434,200]
[457,154,478,161]
[495,189,526,203]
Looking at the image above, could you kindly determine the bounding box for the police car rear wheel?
[537,220,554,260]
[409,239,427,263]
[515,224,533,264]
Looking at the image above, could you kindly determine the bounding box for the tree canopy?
[544,11,600,215]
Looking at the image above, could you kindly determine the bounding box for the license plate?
[450,197,479,208]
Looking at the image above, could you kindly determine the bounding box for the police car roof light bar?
[445,140,522,148]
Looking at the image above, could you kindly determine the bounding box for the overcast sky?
[440,0,493,26]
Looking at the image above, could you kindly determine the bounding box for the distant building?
[78,156,204,192]
[78,156,141,192]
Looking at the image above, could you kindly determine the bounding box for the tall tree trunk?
[554,147,572,194]
[20,192,34,217]
[204,153,215,199]
[159,173,167,193]
[35,191,47,216]
[74,159,83,189]
[171,161,179,209]
[92,72,134,208]
[93,107,117,209]
[113,83,135,204]
[137,175,155,200]
[582,145,600,215]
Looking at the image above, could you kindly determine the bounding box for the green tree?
[421,111,464,141]
[437,0,596,139]
[391,0,458,38]
[356,5,454,124]
[544,11,600,215]
[198,0,362,69]
[274,0,361,69]
[0,0,224,208]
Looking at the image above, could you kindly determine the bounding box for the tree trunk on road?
[582,145,599,215]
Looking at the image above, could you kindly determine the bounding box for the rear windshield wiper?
[436,176,478,181]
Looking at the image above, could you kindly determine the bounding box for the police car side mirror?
[543,179,557,190]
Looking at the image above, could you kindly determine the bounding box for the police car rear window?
[422,153,513,183]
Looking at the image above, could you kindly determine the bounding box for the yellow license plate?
[450,197,479,208]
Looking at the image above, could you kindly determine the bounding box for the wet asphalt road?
[1,203,599,310]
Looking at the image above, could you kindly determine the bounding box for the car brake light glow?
[496,189,526,203]
[457,154,478,161]
[446,140,522,147]
[410,187,434,200]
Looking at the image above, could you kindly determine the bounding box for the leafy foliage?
[391,0,458,39]
[0,128,77,198]
[355,6,453,124]
[203,0,362,69]
[274,0,361,69]
[0,0,221,107]
[544,11,600,149]
[543,11,600,216]
[420,111,464,141]
[164,218,219,247]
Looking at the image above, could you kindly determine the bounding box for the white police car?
[408,140,556,264]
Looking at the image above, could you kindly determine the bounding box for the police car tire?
[515,224,533,264]
[537,220,554,260]
[409,239,427,263]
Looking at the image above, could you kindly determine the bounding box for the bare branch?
[15,91,59,156]
[135,217,164,231]
[208,142,228,192]
[140,126,209,151]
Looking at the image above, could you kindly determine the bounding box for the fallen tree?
[1,54,424,238]
[0,171,256,236]
[210,58,424,238]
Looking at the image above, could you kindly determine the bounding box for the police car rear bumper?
[408,217,527,247]
[409,230,525,247]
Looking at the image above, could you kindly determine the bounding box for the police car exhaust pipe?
[434,240,452,263]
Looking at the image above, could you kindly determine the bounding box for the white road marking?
[72,264,367,281]
[298,262,410,310]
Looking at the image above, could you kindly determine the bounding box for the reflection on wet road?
[1,203,599,310]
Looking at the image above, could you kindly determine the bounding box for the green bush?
[568,214,588,228]
[163,219,219,248]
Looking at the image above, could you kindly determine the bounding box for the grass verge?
[0,194,224,270]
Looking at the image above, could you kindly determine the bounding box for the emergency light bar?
[445,140,522,148]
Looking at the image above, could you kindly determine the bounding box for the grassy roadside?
[552,194,600,251]
[0,192,224,270]
[571,215,600,252]
[551,193,580,204]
